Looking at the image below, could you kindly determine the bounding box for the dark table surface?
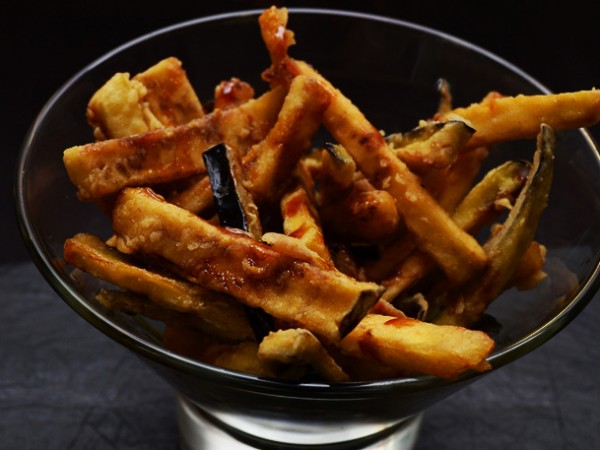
[3,1,599,449]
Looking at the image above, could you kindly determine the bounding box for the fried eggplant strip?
[421,146,490,213]
[381,159,530,301]
[64,113,222,201]
[365,147,488,281]
[434,124,555,327]
[258,328,350,383]
[132,57,205,127]
[259,6,296,70]
[112,187,383,343]
[95,289,248,341]
[438,89,600,148]
[216,85,287,156]
[386,120,475,172]
[280,183,333,263]
[340,314,494,379]
[63,232,254,341]
[242,75,331,205]
[450,160,530,233]
[66,86,286,203]
[166,86,287,215]
[266,55,487,284]
[87,57,204,140]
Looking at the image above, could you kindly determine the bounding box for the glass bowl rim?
[15,7,600,395]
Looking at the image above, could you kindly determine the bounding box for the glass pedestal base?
[177,395,423,450]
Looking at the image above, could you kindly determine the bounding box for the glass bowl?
[15,8,600,449]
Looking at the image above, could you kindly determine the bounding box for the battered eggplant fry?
[63,113,222,201]
[265,55,488,285]
[112,187,383,343]
[438,89,600,148]
[87,57,204,140]
[258,328,350,382]
[379,159,530,301]
[242,74,331,205]
[280,183,333,263]
[434,124,555,327]
[166,86,286,215]
[386,120,475,172]
[65,86,286,203]
[340,314,494,379]
[64,232,254,342]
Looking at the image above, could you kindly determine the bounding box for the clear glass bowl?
[15,8,600,449]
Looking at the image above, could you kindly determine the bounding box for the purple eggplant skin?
[434,124,555,327]
[203,142,275,339]
[203,143,249,231]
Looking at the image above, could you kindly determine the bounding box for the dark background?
[2,1,599,449]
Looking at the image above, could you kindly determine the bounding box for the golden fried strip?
[260,232,331,270]
[242,75,331,205]
[450,160,530,233]
[268,56,487,284]
[65,86,287,203]
[364,148,488,281]
[435,124,555,326]
[380,158,530,301]
[87,72,163,140]
[387,120,475,172]
[87,57,203,140]
[421,146,490,213]
[258,328,350,383]
[280,183,333,263]
[217,85,287,155]
[439,89,600,147]
[166,86,287,215]
[63,232,254,341]
[64,113,221,201]
[340,314,493,379]
[96,289,250,342]
[133,57,205,127]
[112,187,383,343]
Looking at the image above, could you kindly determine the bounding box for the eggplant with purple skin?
[386,120,476,172]
[111,187,383,343]
[203,142,272,338]
[203,142,262,237]
[433,124,555,327]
